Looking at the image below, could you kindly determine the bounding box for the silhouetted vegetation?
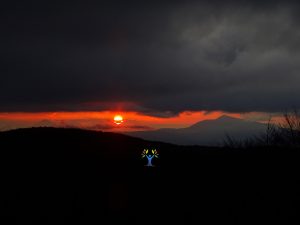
[1,127,299,224]
[224,110,300,149]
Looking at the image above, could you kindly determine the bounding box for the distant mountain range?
[124,115,267,146]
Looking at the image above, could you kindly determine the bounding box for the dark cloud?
[82,124,153,131]
[1,1,300,116]
[61,122,153,131]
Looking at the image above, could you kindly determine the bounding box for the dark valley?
[0,128,299,224]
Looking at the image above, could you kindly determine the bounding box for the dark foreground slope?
[0,128,299,224]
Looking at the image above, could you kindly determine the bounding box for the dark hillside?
[0,128,299,224]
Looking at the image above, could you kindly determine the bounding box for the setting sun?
[113,115,123,125]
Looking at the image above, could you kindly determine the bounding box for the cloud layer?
[1,1,300,116]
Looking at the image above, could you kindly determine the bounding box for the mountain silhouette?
[0,127,299,224]
[125,115,266,146]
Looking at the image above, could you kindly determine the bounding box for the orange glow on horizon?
[0,110,240,124]
[0,110,267,132]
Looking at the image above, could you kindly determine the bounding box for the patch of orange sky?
[0,110,236,124]
[0,110,281,132]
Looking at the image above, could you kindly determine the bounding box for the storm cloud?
[1,1,300,115]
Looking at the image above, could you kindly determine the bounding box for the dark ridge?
[0,127,299,224]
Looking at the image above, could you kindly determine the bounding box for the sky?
[0,0,299,131]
